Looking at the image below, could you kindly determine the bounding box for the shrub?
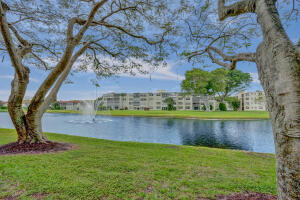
[209,105,213,111]
[202,105,207,111]
[219,103,227,111]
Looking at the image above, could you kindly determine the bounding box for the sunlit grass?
[46,109,270,119]
[0,128,275,199]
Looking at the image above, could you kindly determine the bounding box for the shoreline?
[1,109,270,120]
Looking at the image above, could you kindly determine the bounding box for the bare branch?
[74,0,109,43]
[8,24,30,46]
[38,42,92,115]
[207,49,232,69]
[32,43,58,59]
[0,0,24,78]
[31,52,49,70]
[207,46,256,70]
[100,6,138,22]
[90,42,119,57]
[209,46,256,62]
[188,34,231,60]
[100,22,168,45]
[218,0,256,21]
[73,18,168,45]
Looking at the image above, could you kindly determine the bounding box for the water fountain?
[68,98,112,124]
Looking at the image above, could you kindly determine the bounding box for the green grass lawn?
[46,110,270,120]
[1,109,270,119]
[0,128,276,199]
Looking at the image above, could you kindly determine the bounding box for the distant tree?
[225,97,240,111]
[209,105,213,111]
[218,103,227,111]
[52,102,61,110]
[181,68,211,95]
[163,97,175,111]
[202,104,206,111]
[181,68,252,102]
[0,0,174,144]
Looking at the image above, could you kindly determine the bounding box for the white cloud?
[250,72,260,84]
[73,55,184,81]
[0,75,14,79]
[0,90,37,101]
[0,75,39,83]
[121,62,185,81]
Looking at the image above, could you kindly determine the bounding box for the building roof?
[59,100,81,104]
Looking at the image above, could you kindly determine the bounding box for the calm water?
[0,112,274,153]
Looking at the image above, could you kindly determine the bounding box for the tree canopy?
[181,68,252,102]
[0,0,177,143]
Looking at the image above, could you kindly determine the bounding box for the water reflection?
[0,112,274,153]
[178,120,250,150]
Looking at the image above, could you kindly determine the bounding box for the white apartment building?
[237,90,267,111]
[99,90,219,111]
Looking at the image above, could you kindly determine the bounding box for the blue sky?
[0,17,299,101]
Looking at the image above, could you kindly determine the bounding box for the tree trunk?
[255,1,300,198]
[8,110,48,144]
[7,69,48,144]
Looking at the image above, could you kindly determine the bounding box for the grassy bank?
[47,110,270,120]
[0,128,276,199]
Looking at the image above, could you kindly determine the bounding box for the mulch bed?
[0,141,76,156]
[214,192,277,200]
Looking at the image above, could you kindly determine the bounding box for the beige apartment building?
[99,90,220,111]
[237,90,267,111]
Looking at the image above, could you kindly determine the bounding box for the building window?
[185,106,190,109]
[156,106,161,109]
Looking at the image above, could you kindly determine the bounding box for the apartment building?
[99,90,219,111]
[237,90,267,111]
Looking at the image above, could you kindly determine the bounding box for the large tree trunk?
[255,0,300,199]
[8,110,48,144]
[7,68,48,144]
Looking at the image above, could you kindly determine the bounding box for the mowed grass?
[0,128,276,199]
[47,110,270,120]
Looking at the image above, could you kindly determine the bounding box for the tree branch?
[100,6,138,22]
[73,18,168,45]
[28,1,108,115]
[218,0,256,21]
[207,46,256,70]
[8,24,30,46]
[90,42,119,57]
[31,52,49,70]
[0,0,24,78]
[100,22,168,45]
[38,42,92,115]
[73,0,108,43]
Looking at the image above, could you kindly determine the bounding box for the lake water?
[0,112,274,153]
